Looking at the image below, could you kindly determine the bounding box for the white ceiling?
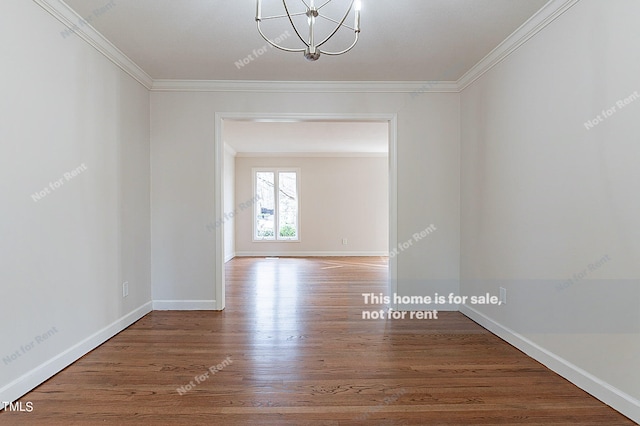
[56,0,547,152]
[61,0,549,81]
[224,120,389,154]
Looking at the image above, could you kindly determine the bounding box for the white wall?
[0,0,151,403]
[223,145,236,262]
[150,92,460,309]
[234,156,388,256]
[460,0,640,421]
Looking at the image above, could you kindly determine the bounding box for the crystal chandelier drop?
[255,0,361,61]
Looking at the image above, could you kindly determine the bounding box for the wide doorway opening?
[214,113,398,310]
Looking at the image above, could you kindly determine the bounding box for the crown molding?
[151,79,459,93]
[457,0,581,91]
[32,0,153,89]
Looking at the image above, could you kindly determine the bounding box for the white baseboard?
[0,301,152,404]
[235,251,388,257]
[224,252,236,263]
[460,304,640,424]
[152,300,218,310]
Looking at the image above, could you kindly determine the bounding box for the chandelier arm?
[282,0,310,47]
[316,0,332,10]
[260,11,307,20]
[317,13,356,31]
[256,21,307,52]
[300,0,310,9]
[315,0,354,48]
[319,32,359,55]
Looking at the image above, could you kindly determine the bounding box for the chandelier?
[255,0,362,61]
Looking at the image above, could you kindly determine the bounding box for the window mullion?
[274,171,280,241]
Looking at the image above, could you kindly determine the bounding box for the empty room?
[1,0,639,424]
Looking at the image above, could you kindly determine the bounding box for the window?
[253,168,299,241]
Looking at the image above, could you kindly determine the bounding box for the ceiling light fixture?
[256,0,361,61]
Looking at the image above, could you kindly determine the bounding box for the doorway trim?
[214,112,398,310]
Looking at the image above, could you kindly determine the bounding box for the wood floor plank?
[1,257,635,425]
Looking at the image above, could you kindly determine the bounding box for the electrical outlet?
[499,287,506,305]
[342,238,348,245]
[123,281,129,298]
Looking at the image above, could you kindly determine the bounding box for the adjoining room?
[221,119,390,305]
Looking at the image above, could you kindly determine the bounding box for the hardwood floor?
[2,257,634,425]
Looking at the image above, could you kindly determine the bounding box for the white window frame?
[252,167,301,242]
